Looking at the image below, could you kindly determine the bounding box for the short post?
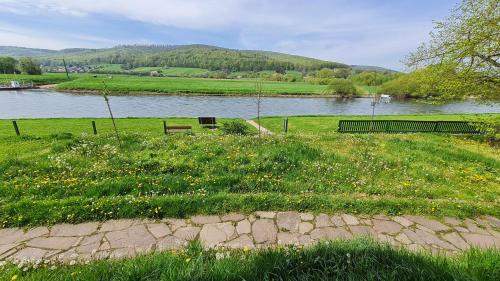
[283,118,288,134]
[92,121,97,135]
[163,121,167,135]
[12,120,20,136]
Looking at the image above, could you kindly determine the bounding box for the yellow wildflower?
[11,275,18,281]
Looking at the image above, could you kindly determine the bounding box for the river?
[0,90,498,119]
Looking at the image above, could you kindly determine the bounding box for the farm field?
[2,72,383,95]
[0,115,498,228]
[55,74,328,95]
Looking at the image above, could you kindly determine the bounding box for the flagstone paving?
[1,213,499,263]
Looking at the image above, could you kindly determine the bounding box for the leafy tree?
[0,57,17,74]
[334,68,351,79]
[327,79,359,97]
[19,57,42,75]
[350,71,393,86]
[405,0,499,100]
[315,68,335,78]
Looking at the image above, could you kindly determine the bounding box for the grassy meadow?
[0,115,499,227]
[55,74,328,95]
[1,239,498,281]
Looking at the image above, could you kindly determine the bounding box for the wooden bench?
[198,117,218,129]
[338,120,483,134]
[163,122,192,134]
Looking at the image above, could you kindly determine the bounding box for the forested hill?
[0,45,348,72]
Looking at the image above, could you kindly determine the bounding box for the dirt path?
[246,120,273,135]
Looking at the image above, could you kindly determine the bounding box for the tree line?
[0,57,42,75]
[42,46,346,73]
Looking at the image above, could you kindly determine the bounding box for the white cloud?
[0,22,116,49]
[0,0,446,69]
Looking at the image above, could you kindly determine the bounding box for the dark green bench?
[338,120,483,134]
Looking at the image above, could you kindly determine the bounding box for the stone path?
[246,120,273,135]
[1,212,499,263]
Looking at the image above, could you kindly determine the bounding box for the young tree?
[0,57,17,74]
[405,0,499,100]
[19,57,42,75]
[327,79,359,97]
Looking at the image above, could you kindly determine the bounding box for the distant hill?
[0,45,349,73]
[351,65,398,73]
[0,46,57,57]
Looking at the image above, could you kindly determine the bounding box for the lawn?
[1,239,498,281]
[161,67,210,77]
[0,115,498,227]
[55,74,328,95]
[257,114,500,134]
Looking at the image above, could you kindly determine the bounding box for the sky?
[0,0,459,70]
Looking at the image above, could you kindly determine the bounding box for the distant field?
[56,75,328,95]
[91,64,124,72]
[257,114,500,134]
[161,67,210,77]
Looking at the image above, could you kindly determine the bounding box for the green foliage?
[29,45,347,73]
[315,68,335,79]
[349,71,396,86]
[1,240,498,281]
[220,120,251,135]
[378,63,498,99]
[405,0,499,100]
[327,78,359,97]
[19,57,42,75]
[0,115,499,227]
[0,56,17,74]
[334,68,351,78]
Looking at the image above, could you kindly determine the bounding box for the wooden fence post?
[283,118,288,134]
[92,121,97,135]
[12,120,20,136]
[163,121,167,135]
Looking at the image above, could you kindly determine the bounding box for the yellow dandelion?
[11,275,18,281]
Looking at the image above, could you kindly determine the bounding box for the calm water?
[0,89,499,119]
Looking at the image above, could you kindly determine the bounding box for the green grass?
[356,85,380,94]
[0,115,498,227]
[0,118,247,139]
[161,67,210,77]
[257,114,500,134]
[91,64,124,72]
[55,74,328,95]
[1,240,498,281]
[1,73,74,85]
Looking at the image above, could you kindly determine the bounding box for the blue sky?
[0,0,458,70]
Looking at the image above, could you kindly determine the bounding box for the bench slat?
[338,120,482,134]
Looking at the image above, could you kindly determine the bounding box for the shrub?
[327,78,359,97]
[221,120,250,135]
